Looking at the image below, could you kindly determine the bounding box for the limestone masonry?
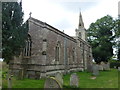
[9,12,93,79]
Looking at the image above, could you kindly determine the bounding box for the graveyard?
[2,67,119,88]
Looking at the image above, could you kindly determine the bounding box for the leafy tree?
[115,16,120,61]
[87,15,116,63]
[2,1,28,63]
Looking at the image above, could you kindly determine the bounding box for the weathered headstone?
[98,65,103,71]
[8,75,13,88]
[92,64,99,76]
[70,73,79,87]
[55,72,63,85]
[103,62,110,70]
[17,69,24,80]
[44,77,62,88]
[87,64,93,72]
[118,67,120,71]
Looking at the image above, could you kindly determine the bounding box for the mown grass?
[63,69,119,88]
[2,69,119,88]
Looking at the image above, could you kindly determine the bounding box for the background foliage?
[87,15,118,63]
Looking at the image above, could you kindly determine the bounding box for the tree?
[115,16,120,61]
[87,15,116,63]
[2,1,28,63]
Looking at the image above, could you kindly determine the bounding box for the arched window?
[23,34,32,57]
[55,41,61,61]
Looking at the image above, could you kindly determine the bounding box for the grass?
[63,69,119,88]
[2,69,119,88]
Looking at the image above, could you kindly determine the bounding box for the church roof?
[28,17,77,42]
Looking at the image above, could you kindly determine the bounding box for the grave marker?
[92,64,99,76]
[118,67,120,71]
[70,73,79,87]
[44,77,62,88]
[87,64,93,72]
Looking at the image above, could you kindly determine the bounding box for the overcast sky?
[22,0,119,36]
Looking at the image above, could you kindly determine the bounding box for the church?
[9,12,93,79]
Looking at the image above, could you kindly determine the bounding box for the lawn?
[2,69,119,88]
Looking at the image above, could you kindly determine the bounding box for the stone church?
[9,12,93,79]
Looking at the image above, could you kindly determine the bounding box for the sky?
[22,0,119,36]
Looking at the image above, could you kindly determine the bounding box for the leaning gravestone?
[44,77,62,88]
[70,73,79,87]
[55,72,63,85]
[118,67,120,71]
[92,64,99,76]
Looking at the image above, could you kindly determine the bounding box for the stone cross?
[70,73,79,87]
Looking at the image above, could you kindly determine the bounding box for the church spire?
[78,12,84,28]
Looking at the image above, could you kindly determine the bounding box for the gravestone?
[44,77,62,88]
[87,64,93,72]
[98,65,103,71]
[103,62,110,70]
[17,69,24,80]
[92,64,99,76]
[70,73,79,87]
[101,62,105,69]
[114,66,116,69]
[8,75,13,88]
[118,67,120,71]
[55,72,63,85]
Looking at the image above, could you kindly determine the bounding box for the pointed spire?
[78,11,84,28]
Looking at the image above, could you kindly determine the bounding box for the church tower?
[76,12,87,41]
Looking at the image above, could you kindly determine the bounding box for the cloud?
[56,2,99,12]
[22,0,119,36]
[83,0,119,29]
[118,1,120,15]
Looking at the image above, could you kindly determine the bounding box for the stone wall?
[10,17,92,79]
